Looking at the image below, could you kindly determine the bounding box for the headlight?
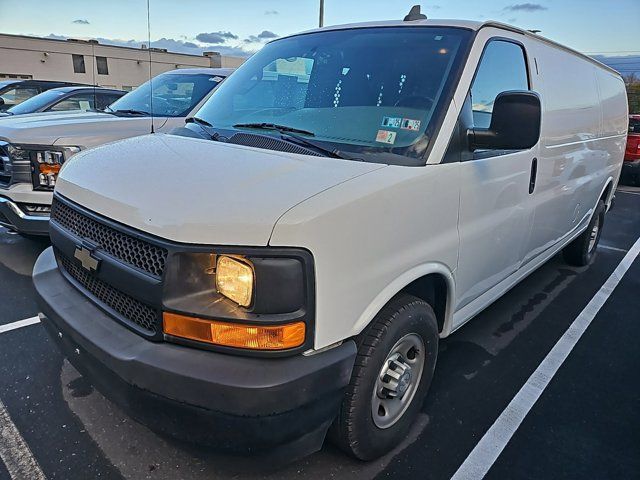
[215,255,254,307]
[7,144,80,190]
[161,249,313,354]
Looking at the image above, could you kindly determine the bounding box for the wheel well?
[401,273,448,333]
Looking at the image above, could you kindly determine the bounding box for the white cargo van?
[0,68,233,235]
[34,10,627,462]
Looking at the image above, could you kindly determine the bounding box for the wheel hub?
[371,333,426,429]
[378,353,413,399]
[588,216,600,253]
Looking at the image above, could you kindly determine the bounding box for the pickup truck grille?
[58,252,159,334]
[50,198,168,278]
[0,141,35,187]
[0,143,11,186]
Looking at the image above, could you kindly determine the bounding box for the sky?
[0,0,638,74]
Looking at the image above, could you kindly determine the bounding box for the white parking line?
[618,189,640,196]
[0,315,47,478]
[598,243,628,254]
[452,235,640,480]
[0,398,46,480]
[0,316,40,335]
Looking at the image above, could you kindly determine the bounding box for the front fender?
[351,262,457,339]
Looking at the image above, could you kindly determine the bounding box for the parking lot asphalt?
[0,185,638,480]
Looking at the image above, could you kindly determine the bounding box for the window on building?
[470,40,529,129]
[72,54,86,74]
[96,56,109,75]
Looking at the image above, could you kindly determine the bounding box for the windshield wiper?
[233,122,362,161]
[233,122,315,136]
[110,109,150,116]
[186,116,214,127]
[185,116,223,141]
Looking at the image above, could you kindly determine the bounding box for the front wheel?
[563,200,605,266]
[329,294,438,460]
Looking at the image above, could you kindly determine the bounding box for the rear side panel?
[521,40,626,265]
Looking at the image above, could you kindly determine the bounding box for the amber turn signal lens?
[163,312,306,350]
[39,163,61,175]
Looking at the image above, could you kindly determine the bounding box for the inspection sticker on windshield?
[401,118,421,131]
[376,130,397,144]
[382,116,403,128]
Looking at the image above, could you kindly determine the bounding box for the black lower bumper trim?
[33,247,356,455]
[0,196,49,235]
[622,161,640,175]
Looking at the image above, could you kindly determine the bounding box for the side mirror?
[468,90,541,151]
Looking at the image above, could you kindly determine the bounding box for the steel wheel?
[371,333,425,429]
[588,214,600,253]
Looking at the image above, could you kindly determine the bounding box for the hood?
[56,134,385,246]
[0,111,163,147]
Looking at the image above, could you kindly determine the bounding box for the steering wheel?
[394,95,435,109]
[150,96,175,112]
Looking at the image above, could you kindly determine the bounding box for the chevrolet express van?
[0,68,232,235]
[34,11,627,462]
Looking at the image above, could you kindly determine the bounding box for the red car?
[623,115,640,184]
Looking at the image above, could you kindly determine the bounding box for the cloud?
[265,10,279,15]
[72,19,90,24]
[258,30,278,40]
[195,31,238,44]
[504,3,547,12]
[593,54,640,76]
[44,33,254,57]
[244,30,279,43]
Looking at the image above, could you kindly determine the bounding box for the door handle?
[529,158,538,194]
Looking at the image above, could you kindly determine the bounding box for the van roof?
[284,19,620,78]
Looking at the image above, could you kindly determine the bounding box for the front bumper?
[0,196,49,235]
[33,247,356,457]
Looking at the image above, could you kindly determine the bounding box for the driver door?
[454,38,539,315]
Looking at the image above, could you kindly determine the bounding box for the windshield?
[108,73,224,117]
[0,84,40,110]
[195,27,471,165]
[7,89,67,114]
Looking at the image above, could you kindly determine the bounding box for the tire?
[329,293,439,460]
[563,200,605,266]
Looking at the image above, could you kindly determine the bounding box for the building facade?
[0,33,245,90]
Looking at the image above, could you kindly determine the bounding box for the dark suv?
[0,80,85,111]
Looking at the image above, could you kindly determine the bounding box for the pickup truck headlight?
[7,144,80,190]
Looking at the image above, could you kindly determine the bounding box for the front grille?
[59,253,159,333]
[0,143,10,186]
[51,199,168,278]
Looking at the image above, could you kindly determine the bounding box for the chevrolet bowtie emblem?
[74,245,100,272]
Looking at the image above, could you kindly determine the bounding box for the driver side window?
[471,40,529,129]
[49,93,95,111]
